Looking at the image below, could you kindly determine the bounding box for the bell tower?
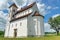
[9,3,18,21]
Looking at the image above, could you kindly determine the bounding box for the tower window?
[13,9,15,12]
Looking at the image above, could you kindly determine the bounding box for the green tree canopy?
[48,15,60,35]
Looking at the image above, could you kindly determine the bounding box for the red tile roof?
[32,11,44,17]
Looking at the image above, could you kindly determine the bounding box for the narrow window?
[16,23,17,27]
[12,24,13,27]
[13,9,15,12]
[20,22,22,26]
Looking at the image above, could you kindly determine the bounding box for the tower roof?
[9,3,18,8]
[32,11,44,17]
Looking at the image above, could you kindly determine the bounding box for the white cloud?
[0,0,8,10]
[13,0,27,8]
[37,3,47,16]
[47,6,52,9]
[47,6,59,10]
[44,23,56,32]
[52,14,60,19]
[53,7,59,9]
[0,11,8,31]
[0,11,8,19]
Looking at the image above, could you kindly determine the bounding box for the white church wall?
[27,16,35,36]
[27,16,41,36]
[31,16,44,36]
[8,17,28,37]
[39,16,45,35]
[8,23,14,37]
[4,23,9,37]
[17,17,28,37]
[27,4,38,36]
[27,3,44,36]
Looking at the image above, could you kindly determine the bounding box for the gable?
[32,11,44,17]
[9,3,18,8]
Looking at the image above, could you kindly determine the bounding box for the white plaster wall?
[8,23,14,37]
[17,17,27,37]
[34,16,44,36]
[39,16,45,35]
[27,14,36,36]
[27,3,39,36]
[27,16,44,36]
[4,24,9,37]
[8,17,28,37]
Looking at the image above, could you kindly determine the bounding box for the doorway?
[14,29,17,37]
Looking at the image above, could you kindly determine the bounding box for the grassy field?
[0,31,60,40]
[0,35,60,40]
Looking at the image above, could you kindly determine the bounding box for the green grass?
[44,35,60,40]
[0,35,60,40]
[0,31,60,40]
[0,37,44,40]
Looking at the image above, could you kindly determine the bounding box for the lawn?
[0,31,60,40]
[0,35,60,40]
[0,36,45,40]
[44,35,60,40]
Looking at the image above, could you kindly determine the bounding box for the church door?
[14,29,17,37]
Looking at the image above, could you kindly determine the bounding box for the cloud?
[37,3,47,16]
[0,11,8,31]
[52,14,60,19]
[53,7,59,9]
[13,0,27,8]
[0,0,14,10]
[44,23,56,32]
[0,0,8,10]
[47,6,59,10]
[0,11,8,19]
[47,6,52,9]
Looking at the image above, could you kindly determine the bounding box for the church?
[4,2,44,38]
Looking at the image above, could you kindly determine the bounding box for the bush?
[0,31,4,37]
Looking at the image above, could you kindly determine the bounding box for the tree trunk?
[56,30,59,35]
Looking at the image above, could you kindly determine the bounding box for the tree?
[48,16,60,35]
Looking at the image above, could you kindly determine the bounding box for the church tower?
[9,3,18,21]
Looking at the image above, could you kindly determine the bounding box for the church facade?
[4,2,44,38]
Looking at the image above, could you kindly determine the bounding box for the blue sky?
[42,0,60,22]
[0,0,60,32]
